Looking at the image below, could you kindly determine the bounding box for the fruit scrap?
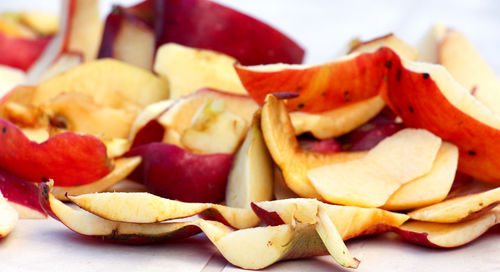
[408,186,500,223]
[382,142,458,211]
[236,50,388,113]
[41,181,358,269]
[100,0,304,68]
[51,156,142,200]
[308,128,442,207]
[0,167,46,219]
[395,207,500,248]
[153,0,304,65]
[67,191,259,229]
[153,43,248,98]
[249,46,500,184]
[290,95,385,139]
[0,118,111,186]
[261,94,365,199]
[0,32,50,71]
[125,142,233,203]
[39,181,202,243]
[252,198,409,240]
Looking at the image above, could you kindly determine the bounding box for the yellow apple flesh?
[154,43,247,98]
[308,129,441,207]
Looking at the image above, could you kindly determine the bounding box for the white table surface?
[1,1,500,271]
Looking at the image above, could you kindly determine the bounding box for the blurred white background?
[1,0,500,71]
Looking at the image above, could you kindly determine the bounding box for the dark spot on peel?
[468,150,476,156]
[297,103,305,109]
[385,61,392,69]
[50,115,68,129]
[471,86,477,96]
[344,90,350,102]
[408,106,414,113]
[396,69,402,82]
[296,86,303,92]
[422,73,429,79]
[321,91,326,97]
[2,127,6,134]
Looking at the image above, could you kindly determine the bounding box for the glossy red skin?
[250,202,286,226]
[0,118,111,186]
[131,119,165,148]
[126,142,233,203]
[153,0,304,65]
[380,47,500,183]
[235,48,388,112]
[0,32,50,71]
[97,9,122,59]
[38,182,201,244]
[0,168,45,217]
[297,137,341,153]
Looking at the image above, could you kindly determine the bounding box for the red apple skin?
[38,182,202,244]
[153,0,304,65]
[0,168,46,217]
[0,32,50,71]
[241,46,500,183]
[123,0,154,25]
[250,202,286,226]
[97,8,122,59]
[380,47,500,183]
[131,119,165,148]
[393,228,443,248]
[126,143,233,203]
[235,49,388,112]
[0,118,111,186]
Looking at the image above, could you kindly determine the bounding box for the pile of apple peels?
[1,0,500,270]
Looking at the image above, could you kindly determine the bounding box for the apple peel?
[67,192,259,229]
[201,217,359,270]
[315,206,360,268]
[157,88,258,146]
[252,198,409,240]
[0,118,111,186]
[408,187,500,223]
[0,167,46,219]
[34,58,169,110]
[52,156,142,200]
[261,94,364,199]
[154,0,304,66]
[40,182,202,243]
[290,95,385,139]
[382,142,458,211]
[308,128,441,207]
[226,111,273,209]
[154,43,247,98]
[126,142,233,203]
[42,182,359,269]
[395,207,500,248]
